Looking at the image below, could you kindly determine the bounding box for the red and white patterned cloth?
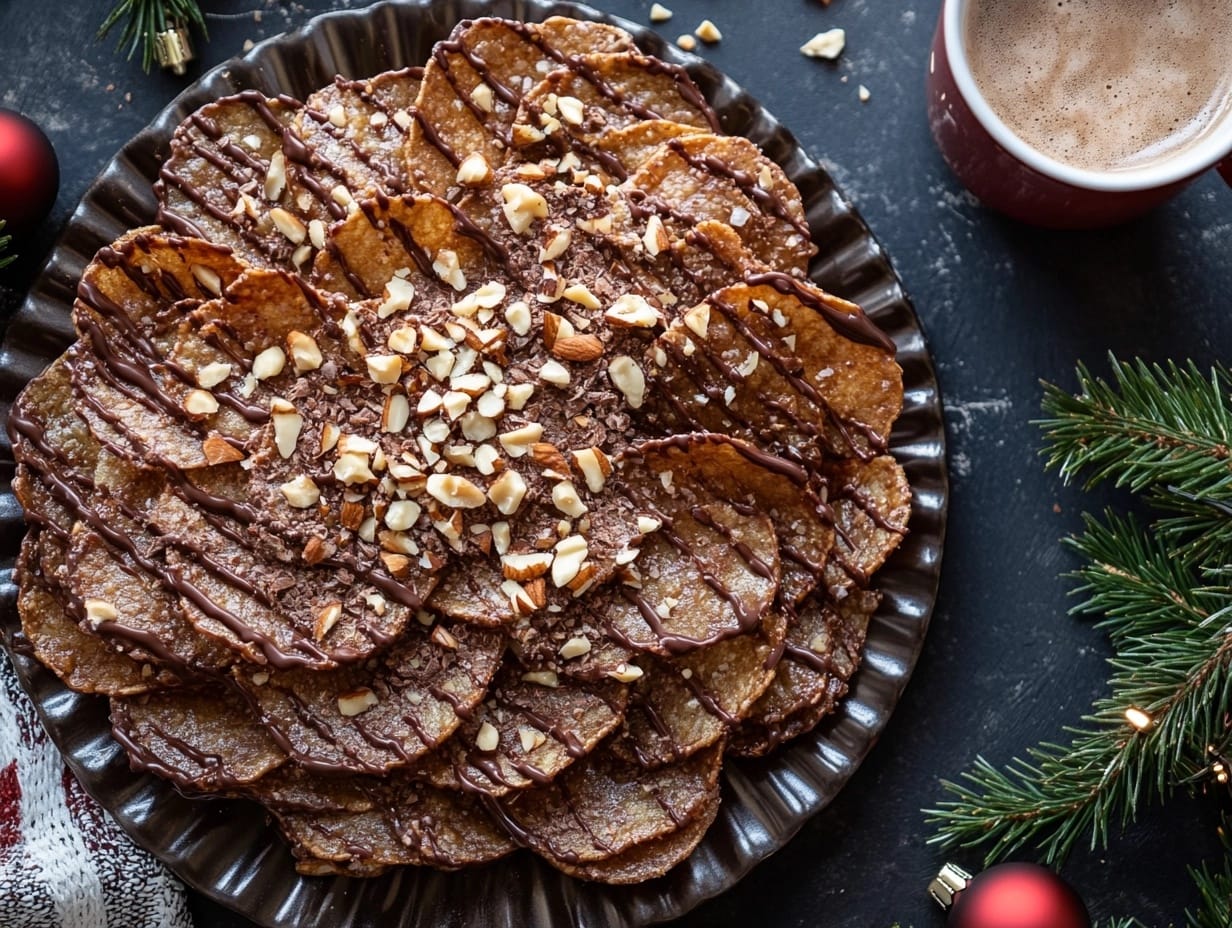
[0,653,193,928]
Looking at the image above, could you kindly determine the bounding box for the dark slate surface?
[3,1,1229,926]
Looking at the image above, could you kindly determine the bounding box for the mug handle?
[1221,158,1232,187]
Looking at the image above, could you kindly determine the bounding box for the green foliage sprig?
[927,356,1232,927]
[0,220,14,270]
[98,0,206,72]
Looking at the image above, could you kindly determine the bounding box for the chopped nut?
[684,303,711,338]
[571,447,612,493]
[608,355,646,408]
[801,28,846,59]
[280,475,321,508]
[499,422,544,457]
[552,481,587,518]
[505,300,532,336]
[252,345,286,380]
[539,227,573,263]
[426,473,487,509]
[562,284,602,310]
[424,350,456,382]
[643,214,669,257]
[456,152,493,187]
[474,443,501,475]
[328,104,347,127]
[320,422,341,454]
[308,218,327,250]
[538,358,571,386]
[475,390,505,419]
[264,152,287,200]
[551,534,588,588]
[315,601,343,641]
[551,334,604,362]
[505,382,535,410]
[605,293,662,329]
[470,82,495,113]
[858,83,871,103]
[302,535,333,566]
[196,361,232,389]
[531,442,572,475]
[638,515,663,534]
[559,636,592,659]
[501,183,549,235]
[650,2,673,21]
[675,34,696,51]
[334,451,377,485]
[519,726,546,752]
[431,625,460,650]
[270,207,307,244]
[521,669,559,688]
[287,330,323,372]
[501,551,553,581]
[488,469,528,515]
[381,393,410,433]
[271,399,303,458]
[183,389,219,418]
[337,687,379,717]
[729,205,751,228]
[608,663,645,683]
[84,599,117,625]
[191,264,223,297]
[555,95,585,126]
[492,521,512,555]
[378,276,416,318]
[433,249,467,291]
[379,328,416,362]
[202,434,245,465]
[367,354,403,385]
[695,19,722,42]
[384,499,422,531]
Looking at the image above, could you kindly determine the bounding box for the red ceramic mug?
[926,0,1232,229]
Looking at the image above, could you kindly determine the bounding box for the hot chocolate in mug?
[927,0,1232,228]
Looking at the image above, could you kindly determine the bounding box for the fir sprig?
[0,220,14,270]
[928,356,1232,922]
[98,0,206,72]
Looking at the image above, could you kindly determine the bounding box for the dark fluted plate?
[0,2,948,925]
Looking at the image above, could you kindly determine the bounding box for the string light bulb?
[1125,707,1153,731]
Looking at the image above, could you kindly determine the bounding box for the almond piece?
[531,442,572,475]
[337,687,379,717]
[314,602,343,641]
[552,334,604,362]
[202,434,245,465]
[302,536,332,566]
[381,552,411,578]
[501,551,554,581]
[571,447,612,493]
[427,473,487,509]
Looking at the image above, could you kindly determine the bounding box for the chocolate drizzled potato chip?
[8,13,911,885]
[419,661,628,796]
[232,622,503,774]
[110,685,287,790]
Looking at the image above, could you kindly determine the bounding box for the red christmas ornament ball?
[949,863,1091,928]
[0,109,59,229]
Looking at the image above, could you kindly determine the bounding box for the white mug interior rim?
[942,0,1232,193]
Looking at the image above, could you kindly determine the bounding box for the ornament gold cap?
[154,23,195,76]
[929,862,973,910]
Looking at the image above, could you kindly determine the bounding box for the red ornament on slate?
[0,109,59,229]
[930,862,1091,928]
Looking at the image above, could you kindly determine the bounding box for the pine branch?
[1038,357,1232,498]
[1187,846,1232,928]
[0,220,14,270]
[1065,511,1228,641]
[926,609,1232,865]
[98,0,206,71]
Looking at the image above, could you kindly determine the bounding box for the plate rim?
[0,2,949,926]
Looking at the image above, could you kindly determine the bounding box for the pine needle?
[0,220,14,270]
[929,356,1232,922]
[97,0,206,72]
